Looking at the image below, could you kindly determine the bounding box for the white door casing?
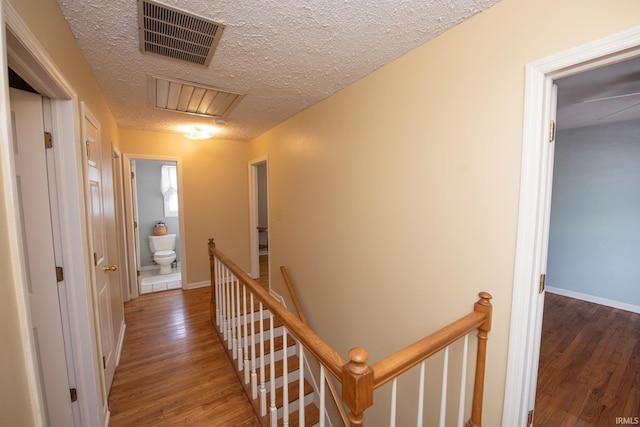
[122,154,187,295]
[503,27,640,427]
[131,160,142,296]
[10,87,76,427]
[112,146,131,303]
[83,105,117,393]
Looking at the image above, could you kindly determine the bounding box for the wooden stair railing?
[209,238,492,427]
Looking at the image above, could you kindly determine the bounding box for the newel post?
[342,348,374,426]
[208,238,216,324]
[467,292,493,427]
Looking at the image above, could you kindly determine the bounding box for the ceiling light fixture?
[183,126,214,140]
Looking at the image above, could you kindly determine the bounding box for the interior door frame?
[122,154,187,296]
[2,2,104,425]
[248,156,269,280]
[503,26,640,427]
[112,145,131,303]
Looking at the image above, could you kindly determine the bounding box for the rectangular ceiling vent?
[138,0,225,66]
[149,75,245,118]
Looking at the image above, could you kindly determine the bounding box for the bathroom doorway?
[122,155,187,298]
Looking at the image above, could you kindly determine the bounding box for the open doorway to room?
[123,155,187,298]
[533,57,640,425]
[504,28,640,427]
[249,157,269,287]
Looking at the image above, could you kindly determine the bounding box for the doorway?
[503,27,640,426]
[123,155,187,298]
[534,58,640,425]
[3,5,106,425]
[9,83,77,427]
[249,157,269,282]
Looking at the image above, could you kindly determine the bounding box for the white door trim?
[503,26,640,427]
[122,154,187,294]
[2,1,105,425]
[112,145,131,303]
[248,156,268,280]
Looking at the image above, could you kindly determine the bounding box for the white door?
[130,161,142,295]
[526,80,558,421]
[10,88,76,426]
[84,108,117,392]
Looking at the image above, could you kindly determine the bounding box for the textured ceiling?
[56,0,501,141]
[556,57,640,130]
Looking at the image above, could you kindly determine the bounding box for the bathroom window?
[161,164,179,217]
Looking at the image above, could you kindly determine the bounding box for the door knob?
[102,265,118,272]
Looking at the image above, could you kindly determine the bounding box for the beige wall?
[2,0,124,423]
[249,0,640,424]
[119,129,251,284]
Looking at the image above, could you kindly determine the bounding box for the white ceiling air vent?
[138,0,225,66]
[149,75,245,118]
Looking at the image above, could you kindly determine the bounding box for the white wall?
[547,119,640,307]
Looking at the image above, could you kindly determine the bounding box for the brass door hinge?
[44,132,53,149]
[137,270,141,277]
[70,388,78,402]
[56,266,64,282]
[549,120,556,142]
[528,409,534,426]
[103,356,106,369]
[131,171,135,179]
[539,274,546,293]
[94,252,98,267]
[134,221,138,229]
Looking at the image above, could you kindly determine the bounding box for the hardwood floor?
[108,287,259,426]
[534,293,640,427]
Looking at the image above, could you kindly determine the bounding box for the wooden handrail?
[280,266,309,325]
[209,239,347,379]
[280,265,351,427]
[372,309,488,388]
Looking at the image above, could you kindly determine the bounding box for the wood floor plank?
[534,293,640,427]
[108,287,258,427]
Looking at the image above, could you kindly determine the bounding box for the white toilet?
[148,234,177,275]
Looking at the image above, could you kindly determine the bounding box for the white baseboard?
[115,321,126,367]
[185,280,210,290]
[546,286,640,314]
[269,288,285,305]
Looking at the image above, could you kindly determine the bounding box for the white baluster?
[225,269,232,346]
[230,275,237,355]
[214,258,220,327]
[390,378,398,427]
[298,341,305,427]
[417,360,426,427]
[219,259,224,329]
[283,329,289,426]
[269,312,277,426]
[259,302,267,416]
[236,278,242,367]
[457,334,469,427]
[440,346,450,427]
[242,284,249,376]
[251,293,258,399]
[217,259,224,332]
[319,365,326,427]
